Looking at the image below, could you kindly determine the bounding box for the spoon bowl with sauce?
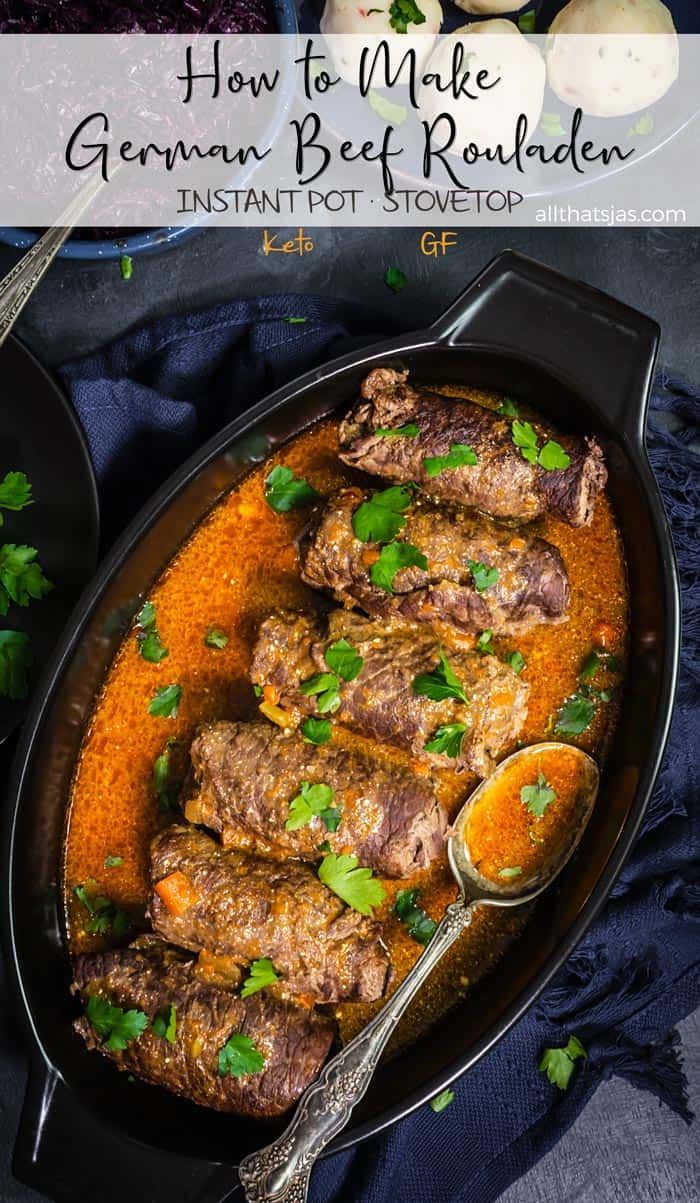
[239,743,600,1203]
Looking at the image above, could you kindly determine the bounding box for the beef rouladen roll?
[339,368,606,527]
[251,610,528,777]
[185,720,447,877]
[149,825,391,1004]
[300,487,569,637]
[73,938,335,1117]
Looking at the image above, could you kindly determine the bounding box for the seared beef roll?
[185,720,447,877]
[73,939,335,1117]
[339,368,606,527]
[149,826,391,1003]
[300,487,569,637]
[251,610,528,777]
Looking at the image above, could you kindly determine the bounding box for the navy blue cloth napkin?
[60,298,699,1203]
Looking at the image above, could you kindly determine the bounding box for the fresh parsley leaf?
[429,1088,455,1113]
[497,397,519,418]
[299,671,341,714]
[86,994,148,1052]
[317,840,332,854]
[286,781,337,831]
[135,600,168,663]
[252,683,263,697]
[119,254,133,281]
[152,1004,177,1043]
[218,1033,265,1078]
[300,716,332,745]
[476,629,495,656]
[352,485,413,544]
[424,722,467,759]
[318,852,386,915]
[138,601,156,628]
[370,540,428,593]
[628,113,654,138]
[241,958,280,998]
[413,650,468,704]
[264,465,319,514]
[384,265,407,291]
[520,771,556,818]
[498,866,522,879]
[375,423,419,439]
[538,440,571,471]
[325,638,364,682]
[148,684,182,719]
[518,9,536,33]
[511,420,540,464]
[539,1035,587,1090]
[506,650,526,675]
[0,629,30,699]
[423,443,478,478]
[388,0,425,34]
[204,627,229,649]
[103,855,123,869]
[73,883,130,939]
[367,88,408,126]
[394,887,437,945]
[153,741,180,811]
[0,472,33,523]
[468,559,499,593]
[541,111,566,137]
[555,693,596,736]
[0,544,53,613]
[283,316,308,324]
[580,650,601,681]
[321,806,342,833]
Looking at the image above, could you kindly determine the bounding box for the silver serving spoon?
[238,742,600,1203]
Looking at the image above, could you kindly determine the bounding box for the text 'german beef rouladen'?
[149,826,391,1004]
[251,610,528,778]
[185,720,447,877]
[339,368,606,527]
[73,939,335,1117]
[300,487,569,637]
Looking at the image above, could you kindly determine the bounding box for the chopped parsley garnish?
[511,421,571,471]
[119,254,133,281]
[148,684,182,719]
[0,629,30,699]
[204,627,229,650]
[352,485,413,544]
[497,397,519,418]
[506,650,526,675]
[580,647,620,680]
[539,1035,587,1090]
[252,683,262,697]
[476,629,495,656]
[103,855,123,869]
[540,112,566,137]
[424,722,467,759]
[300,716,332,745]
[0,472,33,524]
[325,638,364,682]
[429,1088,455,1113]
[135,600,168,663]
[628,113,654,138]
[498,866,523,880]
[368,88,408,126]
[370,540,428,593]
[389,0,425,34]
[0,544,53,614]
[286,781,340,832]
[413,650,468,704]
[241,958,280,998]
[284,316,308,324]
[384,264,407,291]
[394,887,437,945]
[468,559,499,594]
[218,1033,265,1078]
[518,9,536,33]
[73,883,130,938]
[153,740,180,811]
[318,852,386,915]
[152,1004,177,1043]
[264,465,319,514]
[376,423,420,439]
[555,693,596,736]
[423,443,478,478]
[520,771,556,818]
[86,994,148,1052]
[299,671,341,714]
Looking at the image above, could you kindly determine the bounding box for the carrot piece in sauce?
[154,870,200,916]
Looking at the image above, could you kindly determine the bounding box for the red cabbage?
[0,0,274,34]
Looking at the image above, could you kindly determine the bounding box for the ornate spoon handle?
[238,898,474,1203]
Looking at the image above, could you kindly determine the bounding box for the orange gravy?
[64,390,628,1048]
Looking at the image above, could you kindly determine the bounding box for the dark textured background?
[0,225,698,1202]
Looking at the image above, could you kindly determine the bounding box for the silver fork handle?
[238,898,474,1203]
[0,171,107,348]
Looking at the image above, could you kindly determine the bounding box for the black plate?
[0,336,99,744]
[2,253,680,1203]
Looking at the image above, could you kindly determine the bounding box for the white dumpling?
[547,0,678,117]
[320,0,443,86]
[454,0,528,13]
[419,20,545,157]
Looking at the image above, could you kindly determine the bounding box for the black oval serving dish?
[1,251,680,1203]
